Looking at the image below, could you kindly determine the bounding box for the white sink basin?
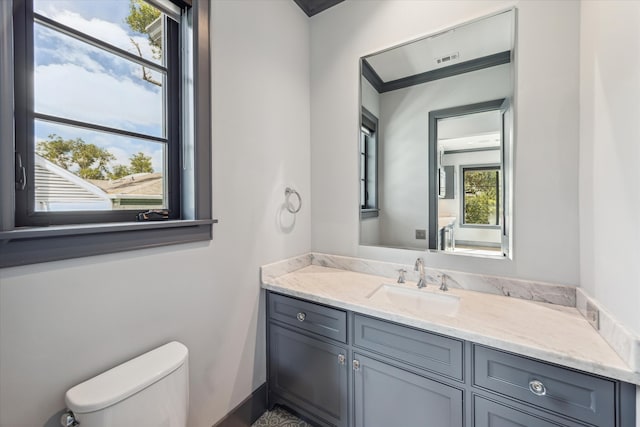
[367,284,460,317]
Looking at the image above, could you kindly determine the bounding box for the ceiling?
[293,0,344,17]
[438,110,501,151]
[365,10,514,83]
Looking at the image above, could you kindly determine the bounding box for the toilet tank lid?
[65,341,188,414]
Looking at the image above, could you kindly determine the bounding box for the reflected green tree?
[125,0,162,86]
[464,170,498,224]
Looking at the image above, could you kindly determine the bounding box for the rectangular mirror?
[359,9,515,258]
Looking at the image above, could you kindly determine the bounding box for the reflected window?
[462,166,500,226]
[360,108,378,217]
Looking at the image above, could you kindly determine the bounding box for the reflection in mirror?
[428,99,510,257]
[359,9,515,258]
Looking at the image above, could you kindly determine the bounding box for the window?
[461,165,500,227]
[0,0,213,268]
[360,108,378,218]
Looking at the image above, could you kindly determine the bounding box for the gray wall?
[310,0,580,285]
[0,1,311,426]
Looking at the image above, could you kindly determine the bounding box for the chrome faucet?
[414,258,426,288]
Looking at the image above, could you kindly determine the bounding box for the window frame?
[360,107,378,219]
[0,0,213,268]
[459,164,501,229]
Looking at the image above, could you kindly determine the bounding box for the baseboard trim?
[212,383,267,427]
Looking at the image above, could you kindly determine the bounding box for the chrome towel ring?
[285,187,302,214]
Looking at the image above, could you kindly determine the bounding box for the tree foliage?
[129,152,154,174]
[464,170,499,225]
[125,0,162,58]
[109,152,154,179]
[109,164,133,180]
[37,135,155,181]
[37,134,115,180]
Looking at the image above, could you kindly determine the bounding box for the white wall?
[0,2,311,426]
[310,0,580,285]
[579,0,640,337]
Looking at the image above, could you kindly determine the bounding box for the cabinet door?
[353,353,463,427]
[269,324,348,427]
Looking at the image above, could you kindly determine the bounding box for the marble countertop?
[261,264,640,385]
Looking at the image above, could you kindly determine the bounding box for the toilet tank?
[65,341,189,427]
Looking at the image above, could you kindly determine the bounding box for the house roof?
[35,155,111,203]
[89,173,163,197]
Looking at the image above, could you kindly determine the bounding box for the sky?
[33,0,166,175]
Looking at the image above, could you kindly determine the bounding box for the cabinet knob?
[352,359,360,371]
[296,312,306,322]
[338,354,346,365]
[528,379,547,396]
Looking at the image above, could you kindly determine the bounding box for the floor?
[252,406,311,427]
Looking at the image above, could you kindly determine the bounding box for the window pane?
[34,0,164,65]
[34,23,165,138]
[463,169,499,225]
[34,120,166,212]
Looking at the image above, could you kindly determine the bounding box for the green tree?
[125,0,162,86]
[126,0,162,54]
[36,134,115,180]
[464,170,498,224]
[129,152,154,174]
[109,164,132,180]
[36,135,75,170]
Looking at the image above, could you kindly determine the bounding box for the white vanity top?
[261,264,640,385]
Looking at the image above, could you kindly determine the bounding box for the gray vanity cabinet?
[353,353,463,427]
[265,291,636,427]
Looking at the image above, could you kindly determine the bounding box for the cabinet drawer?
[269,293,347,343]
[473,396,586,427]
[473,345,615,426]
[353,314,463,380]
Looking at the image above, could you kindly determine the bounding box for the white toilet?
[63,341,189,427]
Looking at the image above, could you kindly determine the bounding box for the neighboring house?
[89,173,164,210]
[35,154,163,211]
[35,154,112,211]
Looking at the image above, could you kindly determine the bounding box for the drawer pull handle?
[296,312,306,322]
[528,379,547,396]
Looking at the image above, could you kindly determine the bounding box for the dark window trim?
[14,0,181,226]
[0,0,213,268]
[459,164,501,229]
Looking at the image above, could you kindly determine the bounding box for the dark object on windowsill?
[137,210,170,221]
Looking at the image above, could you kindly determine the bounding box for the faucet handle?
[397,269,406,283]
[439,274,449,292]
